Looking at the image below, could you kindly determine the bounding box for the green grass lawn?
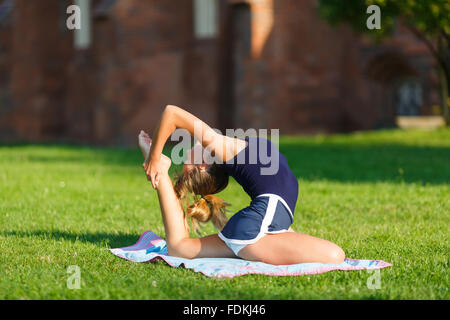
[0,129,449,299]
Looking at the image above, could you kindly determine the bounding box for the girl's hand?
[144,154,171,188]
[145,155,161,189]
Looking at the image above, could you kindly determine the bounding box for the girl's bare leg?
[238,232,345,265]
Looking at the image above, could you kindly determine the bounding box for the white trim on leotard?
[256,193,294,220]
[266,229,290,234]
[218,194,278,245]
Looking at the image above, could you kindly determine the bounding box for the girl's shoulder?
[220,136,249,163]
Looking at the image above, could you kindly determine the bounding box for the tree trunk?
[438,35,450,126]
[439,68,449,126]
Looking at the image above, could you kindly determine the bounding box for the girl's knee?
[327,245,345,264]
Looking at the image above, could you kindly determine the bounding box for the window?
[0,0,14,25]
[395,79,422,116]
[74,0,91,49]
[93,0,118,20]
[193,0,218,39]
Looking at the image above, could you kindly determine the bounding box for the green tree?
[318,0,450,125]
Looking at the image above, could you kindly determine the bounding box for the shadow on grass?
[1,140,449,184]
[1,230,145,248]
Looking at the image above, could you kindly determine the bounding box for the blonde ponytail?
[187,195,230,233]
[173,164,230,234]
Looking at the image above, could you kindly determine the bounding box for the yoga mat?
[109,231,392,278]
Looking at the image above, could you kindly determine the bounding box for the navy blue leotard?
[218,136,299,255]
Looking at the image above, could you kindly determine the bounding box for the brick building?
[0,0,440,145]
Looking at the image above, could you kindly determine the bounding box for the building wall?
[219,0,439,133]
[342,22,440,130]
[268,0,348,133]
[0,6,12,138]
[1,0,73,141]
[83,0,219,145]
[0,0,440,145]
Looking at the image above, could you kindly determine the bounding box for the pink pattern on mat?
[120,231,165,251]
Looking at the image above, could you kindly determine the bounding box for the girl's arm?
[145,105,238,188]
[147,105,220,161]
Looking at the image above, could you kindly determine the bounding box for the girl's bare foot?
[138,130,152,161]
[138,130,171,174]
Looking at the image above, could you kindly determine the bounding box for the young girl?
[139,105,345,265]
